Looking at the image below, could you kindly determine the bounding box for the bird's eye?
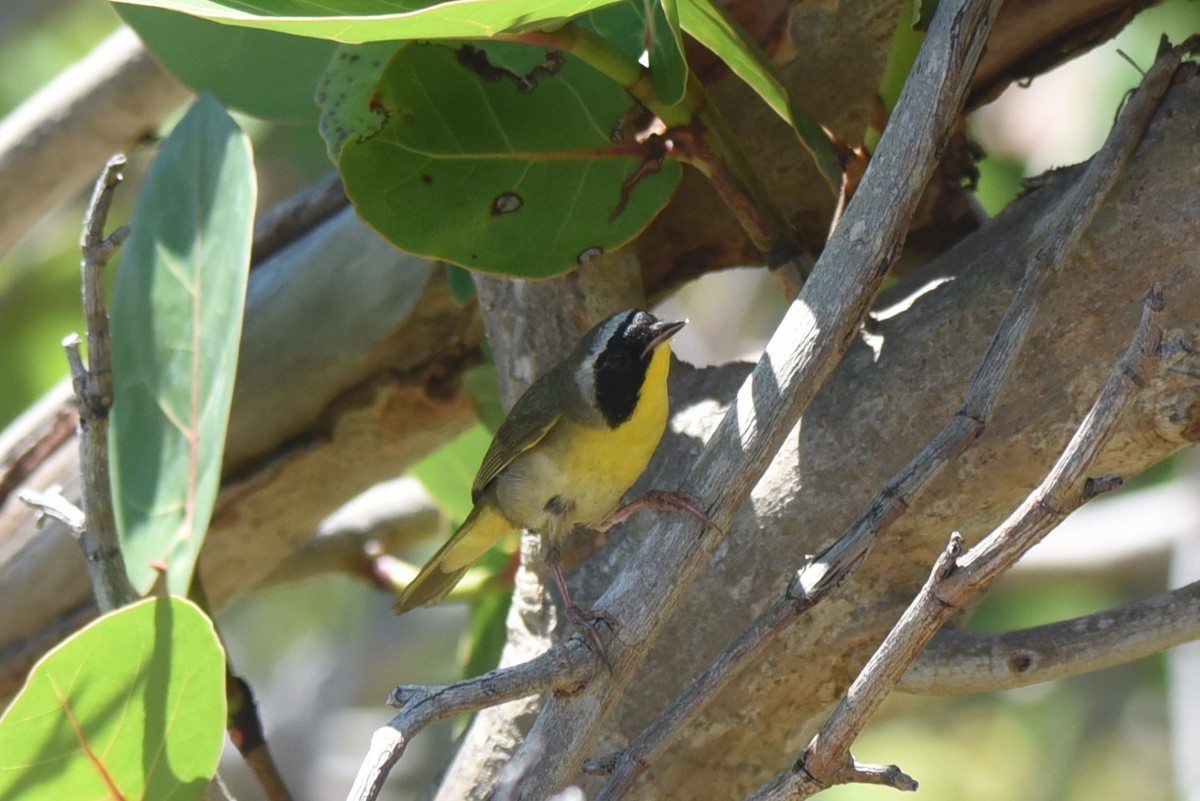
[606,350,631,370]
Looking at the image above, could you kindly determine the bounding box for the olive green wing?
[471,375,563,503]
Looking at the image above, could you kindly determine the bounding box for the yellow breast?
[493,343,673,541]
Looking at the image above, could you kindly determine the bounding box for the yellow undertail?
[392,500,513,614]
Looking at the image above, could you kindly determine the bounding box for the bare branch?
[756,286,1164,800]
[0,381,76,506]
[250,171,347,265]
[70,155,135,613]
[347,639,599,801]
[795,23,1190,604]
[900,579,1200,696]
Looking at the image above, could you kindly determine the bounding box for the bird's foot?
[566,602,617,670]
[597,489,722,534]
[547,550,616,669]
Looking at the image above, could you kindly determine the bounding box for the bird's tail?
[392,501,513,614]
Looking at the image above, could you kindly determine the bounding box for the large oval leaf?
[110,95,257,595]
[119,5,336,121]
[339,41,682,277]
[0,597,226,801]
[112,0,626,42]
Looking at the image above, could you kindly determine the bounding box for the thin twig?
[346,640,598,801]
[798,32,1186,604]
[250,171,347,266]
[201,772,237,801]
[188,571,292,801]
[751,286,1164,801]
[71,155,135,613]
[900,578,1200,696]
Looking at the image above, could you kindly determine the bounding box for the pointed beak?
[642,319,686,358]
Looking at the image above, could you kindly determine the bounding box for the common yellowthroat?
[394,309,700,617]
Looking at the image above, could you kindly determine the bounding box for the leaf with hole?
[339,41,681,277]
[109,95,257,595]
[0,597,226,801]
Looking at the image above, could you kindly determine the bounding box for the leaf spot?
[492,192,522,215]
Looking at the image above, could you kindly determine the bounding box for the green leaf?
[869,4,929,151]
[581,1,688,107]
[0,597,226,801]
[339,41,681,277]
[112,0,627,42]
[317,41,403,161]
[648,0,688,107]
[678,0,842,189]
[462,364,506,433]
[444,264,477,304]
[410,424,493,523]
[110,96,257,595]
[581,1,649,59]
[119,5,337,121]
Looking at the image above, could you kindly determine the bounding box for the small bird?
[394,308,703,619]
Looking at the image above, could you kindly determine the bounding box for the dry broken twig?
[18,155,136,613]
[346,638,599,800]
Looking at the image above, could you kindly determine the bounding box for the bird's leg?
[546,546,615,667]
[596,489,722,534]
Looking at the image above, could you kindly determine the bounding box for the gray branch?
[347,639,599,801]
[757,286,1164,800]
[900,579,1200,696]
[68,155,135,613]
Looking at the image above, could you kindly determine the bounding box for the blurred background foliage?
[1,1,1199,799]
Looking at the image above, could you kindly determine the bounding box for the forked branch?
[753,285,1164,800]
